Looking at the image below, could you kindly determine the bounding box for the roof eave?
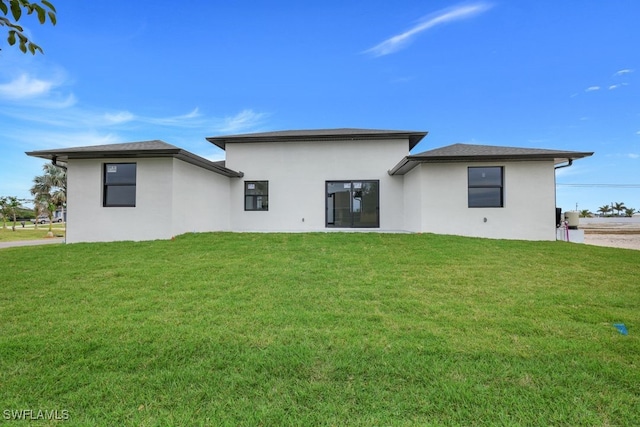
[207,130,428,151]
[388,151,594,176]
[25,149,244,178]
[406,152,594,163]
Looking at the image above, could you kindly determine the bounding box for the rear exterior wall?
[66,157,231,243]
[225,139,407,232]
[404,160,557,240]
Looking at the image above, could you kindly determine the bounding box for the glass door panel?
[326,181,379,228]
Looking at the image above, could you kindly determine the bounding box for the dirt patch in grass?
[583,224,640,250]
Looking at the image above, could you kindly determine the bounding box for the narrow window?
[468,167,503,208]
[245,181,269,211]
[104,163,136,207]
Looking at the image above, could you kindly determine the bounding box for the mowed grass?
[1,232,638,426]
[0,224,65,242]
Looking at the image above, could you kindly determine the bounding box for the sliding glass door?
[326,181,379,228]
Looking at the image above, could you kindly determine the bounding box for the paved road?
[0,238,65,249]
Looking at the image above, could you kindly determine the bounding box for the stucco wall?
[66,157,174,243]
[225,139,407,231]
[171,158,231,236]
[67,157,234,243]
[406,160,557,240]
[403,169,422,231]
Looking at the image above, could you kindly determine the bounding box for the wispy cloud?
[364,2,493,57]
[0,74,56,99]
[2,127,123,149]
[214,109,269,133]
[585,86,600,92]
[627,153,639,159]
[609,83,629,90]
[0,72,77,109]
[146,108,202,126]
[613,69,633,77]
[104,111,136,125]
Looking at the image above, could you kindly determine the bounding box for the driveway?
[0,238,65,249]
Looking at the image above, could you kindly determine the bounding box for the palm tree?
[30,164,66,233]
[597,205,611,217]
[578,209,592,218]
[624,207,637,217]
[612,202,626,216]
[0,197,9,229]
[6,197,20,231]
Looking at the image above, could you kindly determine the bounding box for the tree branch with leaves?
[0,0,56,54]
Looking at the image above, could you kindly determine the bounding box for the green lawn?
[0,224,65,242]
[1,233,638,426]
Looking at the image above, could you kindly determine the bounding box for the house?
[26,128,593,243]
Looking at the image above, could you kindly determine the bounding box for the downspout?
[554,158,573,242]
[51,156,67,244]
[554,158,573,170]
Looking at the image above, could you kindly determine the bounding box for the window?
[104,163,136,207]
[326,181,379,228]
[245,181,268,211]
[468,167,503,208]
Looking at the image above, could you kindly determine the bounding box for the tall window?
[104,163,136,207]
[468,167,503,208]
[326,181,379,228]
[245,181,268,211]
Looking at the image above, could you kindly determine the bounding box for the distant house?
[26,128,593,243]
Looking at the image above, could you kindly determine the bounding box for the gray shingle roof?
[25,140,243,178]
[411,143,591,158]
[389,143,594,175]
[206,128,428,150]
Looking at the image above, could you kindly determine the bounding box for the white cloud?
[215,109,269,133]
[104,111,136,125]
[3,127,123,150]
[614,69,633,76]
[146,108,202,126]
[0,74,56,99]
[585,86,600,92]
[636,131,640,135]
[627,153,639,159]
[364,2,493,57]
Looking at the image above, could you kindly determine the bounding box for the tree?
[624,207,637,217]
[0,0,56,54]
[597,205,611,217]
[612,202,626,216]
[578,209,592,218]
[32,196,47,229]
[30,163,66,233]
[0,196,8,228]
[0,196,21,230]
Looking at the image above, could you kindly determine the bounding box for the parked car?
[34,216,63,224]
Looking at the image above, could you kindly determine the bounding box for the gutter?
[387,157,411,176]
[52,155,68,170]
[554,158,573,170]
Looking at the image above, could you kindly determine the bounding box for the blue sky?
[1,0,638,213]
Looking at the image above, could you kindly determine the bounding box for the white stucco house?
[26,128,593,243]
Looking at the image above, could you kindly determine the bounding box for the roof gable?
[206,128,428,150]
